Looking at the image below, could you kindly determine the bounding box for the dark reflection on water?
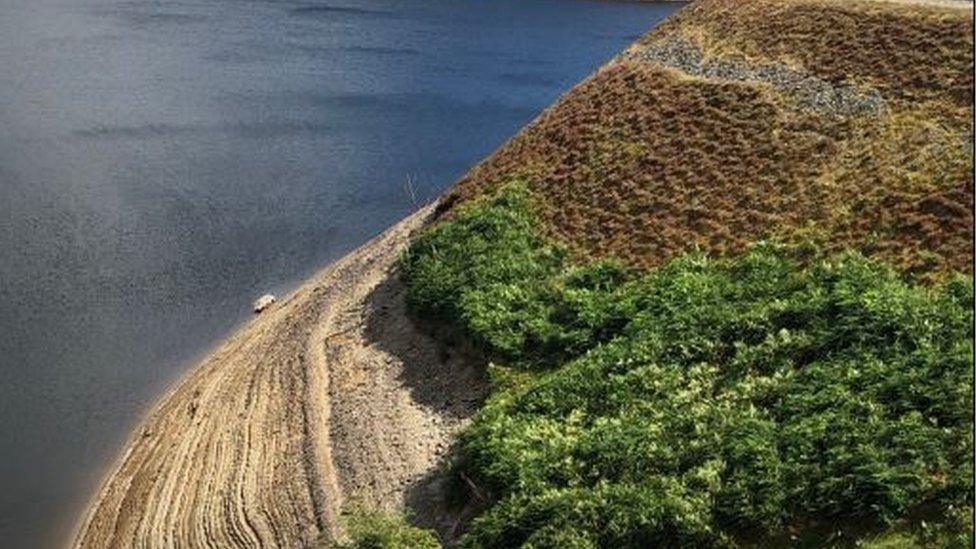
[291,5,399,17]
[0,0,679,546]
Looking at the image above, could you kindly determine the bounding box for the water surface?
[0,0,679,546]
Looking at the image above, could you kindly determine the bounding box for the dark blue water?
[0,0,679,546]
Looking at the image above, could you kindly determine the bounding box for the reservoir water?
[0,0,679,546]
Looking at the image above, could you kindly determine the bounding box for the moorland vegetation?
[348,0,974,546]
[397,184,973,547]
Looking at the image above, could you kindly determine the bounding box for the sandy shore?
[73,203,486,548]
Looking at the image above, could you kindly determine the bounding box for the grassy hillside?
[437,0,973,279]
[404,184,972,547]
[385,0,974,546]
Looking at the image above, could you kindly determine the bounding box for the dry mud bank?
[73,204,486,548]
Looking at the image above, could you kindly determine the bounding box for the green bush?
[403,184,635,367]
[336,509,439,549]
[402,184,974,547]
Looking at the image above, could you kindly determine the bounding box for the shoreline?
[68,0,972,545]
[72,204,447,548]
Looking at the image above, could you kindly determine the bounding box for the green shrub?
[402,184,974,547]
[403,183,634,367]
[336,509,439,549]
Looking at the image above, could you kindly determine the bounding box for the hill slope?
[397,0,974,546]
[439,0,973,278]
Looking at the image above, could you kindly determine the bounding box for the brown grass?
[437,0,973,279]
[654,0,974,110]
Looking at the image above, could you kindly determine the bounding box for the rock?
[622,37,885,118]
[253,293,276,314]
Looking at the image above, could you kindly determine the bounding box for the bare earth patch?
[324,237,488,543]
[73,204,486,548]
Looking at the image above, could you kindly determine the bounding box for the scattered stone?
[622,37,886,118]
